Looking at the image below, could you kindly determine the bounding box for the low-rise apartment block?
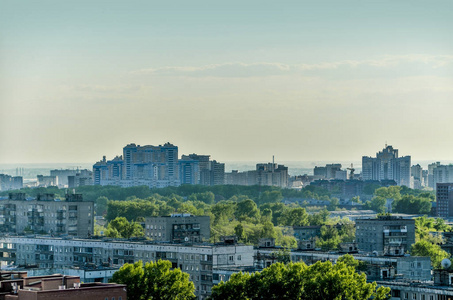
[0,236,254,300]
[0,193,93,237]
[145,214,210,243]
[356,215,415,256]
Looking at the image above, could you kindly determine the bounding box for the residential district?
[2,144,453,299]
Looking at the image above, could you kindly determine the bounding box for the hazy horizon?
[1,1,452,164]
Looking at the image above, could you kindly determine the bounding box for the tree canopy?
[411,240,451,269]
[209,260,390,300]
[105,217,144,239]
[111,260,195,300]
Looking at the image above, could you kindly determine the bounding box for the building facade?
[436,183,453,218]
[355,215,415,256]
[0,193,93,237]
[362,145,411,187]
[0,236,254,300]
[145,214,210,243]
[0,175,23,192]
[224,162,288,188]
[94,143,180,188]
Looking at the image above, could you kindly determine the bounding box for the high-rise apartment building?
[94,143,180,188]
[433,165,453,187]
[36,175,58,187]
[362,145,411,186]
[428,162,441,188]
[411,164,424,189]
[179,159,200,185]
[224,162,288,188]
[436,183,453,218]
[313,164,343,180]
[68,170,93,188]
[50,169,77,187]
[0,193,93,237]
[181,154,225,186]
[0,174,23,191]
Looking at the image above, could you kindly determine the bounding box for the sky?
[1,0,452,164]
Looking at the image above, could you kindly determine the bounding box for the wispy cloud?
[132,62,292,77]
[72,85,143,93]
[131,55,453,78]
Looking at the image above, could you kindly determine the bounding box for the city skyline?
[1,1,452,164]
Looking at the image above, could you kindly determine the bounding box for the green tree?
[411,240,451,268]
[315,225,341,251]
[337,254,368,272]
[364,196,386,213]
[95,196,109,216]
[308,208,329,226]
[209,260,390,300]
[258,190,283,205]
[234,224,244,241]
[393,195,431,214]
[235,199,260,223]
[363,183,381,195]
[106,217,144,239]
[278,207,309,226]
[111,260,195,300]
[327,197,339,211]
[260,203,286,225]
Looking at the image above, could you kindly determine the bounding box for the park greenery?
[209,258,390,300]
[3,184,439,251]
[364,186,434,214]
[111,260,195,300]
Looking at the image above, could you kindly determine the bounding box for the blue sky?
[1,0,452,164]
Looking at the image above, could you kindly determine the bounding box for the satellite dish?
[184,237,189,242]
[441,258,451,269]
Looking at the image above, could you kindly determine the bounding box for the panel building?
[0,175,23,191]
[0,193,93,237]
[145,214,210,243]
[432,164,453,188]
[0,236,254,300]
[436,183,453,218]
[224,162,288,188]
[93,143,180,188]
[362,145,411,187]
[355,215,415,256]
[181,154,225,186]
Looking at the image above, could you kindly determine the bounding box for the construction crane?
[347,163,355,180]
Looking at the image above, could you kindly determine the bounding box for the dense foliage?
[411,239,451,269]
[209,259,390,300]
[364,186,434,214]
[111,260,195,300]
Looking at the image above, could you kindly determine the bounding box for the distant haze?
[1,1,452,164]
